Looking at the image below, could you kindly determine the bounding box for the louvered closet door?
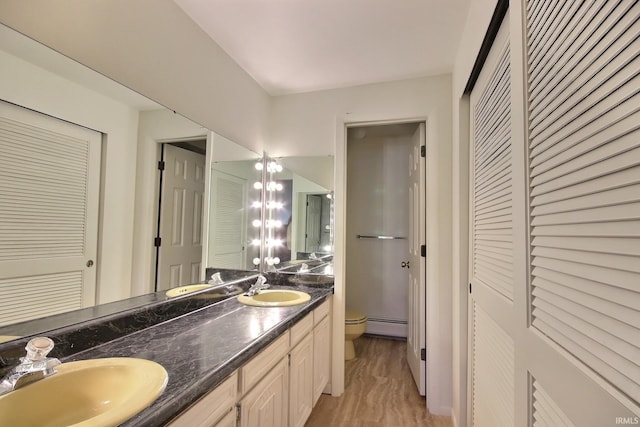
[208,169,247,269]
[0,100,100,326]
[522,0,640,424]
[468,11,516,427]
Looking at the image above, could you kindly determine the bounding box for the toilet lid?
[345,310,367,323]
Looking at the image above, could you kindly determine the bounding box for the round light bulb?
[252,257,260,265]
[253,182,263,190]
[252,219,261,227]
[252,201,262,208]
[254,162,263,170]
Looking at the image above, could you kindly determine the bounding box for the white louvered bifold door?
[0,100,100,326]
[523,0,640,424]
[208,169,247,270]
[468,12,516,427]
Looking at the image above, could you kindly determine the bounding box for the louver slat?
[472,42,514,301]
[527,0,640,404]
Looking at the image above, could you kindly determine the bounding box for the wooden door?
[158,144,205,290]
[407,122,426,396]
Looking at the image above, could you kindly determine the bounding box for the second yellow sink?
[237,290,311,307]
[0,357,168,427]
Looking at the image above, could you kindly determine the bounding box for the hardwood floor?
[305,336,452,427]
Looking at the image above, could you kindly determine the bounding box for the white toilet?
[344,309,368,360]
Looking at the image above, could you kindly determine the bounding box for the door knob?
[86,260,94,267]
[401,261,410,269]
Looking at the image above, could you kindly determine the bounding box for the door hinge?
[236,403,241,424]
[420,145,426,157]
[288,353,291,367]
[157,160,165,171]
[469,282,472,294]
[154,237,162,247]
[420,245,426,257]
[420,348,426,361]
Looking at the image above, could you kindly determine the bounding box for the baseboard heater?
[366,317,407,338]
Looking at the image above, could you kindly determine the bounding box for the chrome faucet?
[298,263,310,273]
[208,272,224,285]
[244,275,269,296]
[0,337,61,396]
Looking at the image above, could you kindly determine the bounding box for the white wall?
[272,75,453,414]
[0,0,271,155]
[451,1,499,426]
[0,49,140,305]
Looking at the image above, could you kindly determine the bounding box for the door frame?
[335,116,434,404]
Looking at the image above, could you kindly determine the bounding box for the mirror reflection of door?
[209,170,247,269]
[305,194,322,252]
[0,101,101,325]
[156,143,206,291]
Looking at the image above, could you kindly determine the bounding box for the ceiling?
[174,0,471,96]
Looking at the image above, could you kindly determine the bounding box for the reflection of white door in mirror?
[0,101,101,326]
[305,195,322,252]
[157,144,205,291]
[209,170,247,269]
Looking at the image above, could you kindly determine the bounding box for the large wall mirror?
[263,156,334,270]
[0,23,264,341]
[0,22,334,344]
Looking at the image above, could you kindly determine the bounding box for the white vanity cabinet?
[313,301,331,404]
[238,358,289,427]
[166,371,238,427]
[288,313,314,427]
[166,295,333,427]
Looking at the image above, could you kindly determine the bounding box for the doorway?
[155,140,206,291]
[345,121,426,394]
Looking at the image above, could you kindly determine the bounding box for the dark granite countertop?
[65,283,333,427]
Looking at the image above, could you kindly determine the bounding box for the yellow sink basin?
[237,289,311,307]
[165,284,211,297]
[0,357,168,427]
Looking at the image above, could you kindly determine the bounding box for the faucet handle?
[25,337,55,362]
[254,275,267,287]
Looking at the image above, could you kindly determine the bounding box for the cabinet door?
[289,333,314,427]
[167,372,237,427]
[240,358,288,427]
[214,409,236,427]
[313,315,331,405]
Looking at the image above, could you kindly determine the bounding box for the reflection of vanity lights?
[323,245,332,251]
[253,257,261,266]
[266,182,283,192]
[252,219,262,227]
[265,256,281,265]
[252,201,262,208]
[326,193,333,199]
[265,219,283,228]
[251,239,260,246]
[267,162,283,173]
[266,201,283,209]
[266,239,283,247]
[255,162,263,170]
[253,182,263,190]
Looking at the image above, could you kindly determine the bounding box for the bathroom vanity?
[0,272,333,427]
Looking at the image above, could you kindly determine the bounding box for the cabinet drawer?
[167,371,237,427]
[313,297,331,325]
[239,331,290,396]
[290,312,313,348]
